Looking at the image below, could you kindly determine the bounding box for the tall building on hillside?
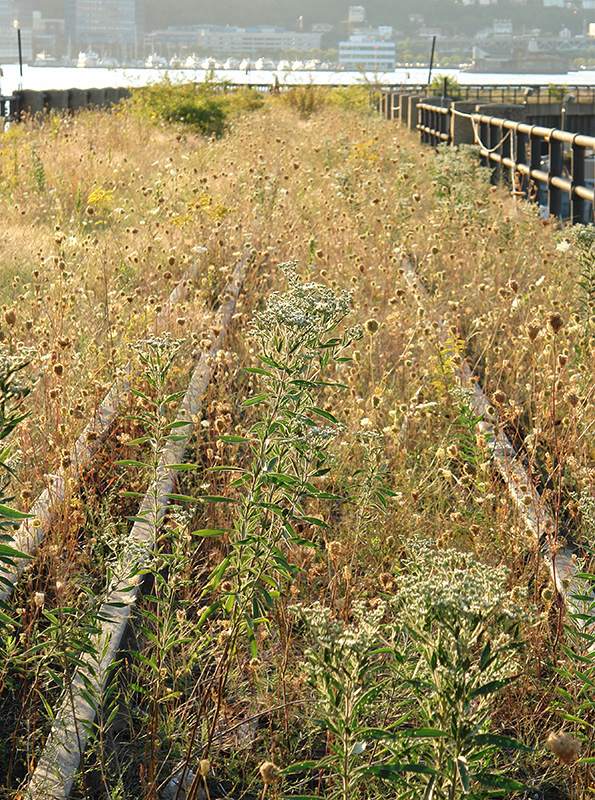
[65,0,145,56]
[0,0,33,61]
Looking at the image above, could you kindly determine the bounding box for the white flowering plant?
[562,224,595,320]
[195,265,362,753]
[285,601,415,800]
[385,541,530,799]
[0,346,36,630]
[286,542,530,799]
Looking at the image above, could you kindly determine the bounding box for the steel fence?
[416,99,595,224]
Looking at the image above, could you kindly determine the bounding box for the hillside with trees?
[34,0,594,38]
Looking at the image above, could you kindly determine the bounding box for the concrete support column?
[398,93,412,125]
[19,90,45,117]
[45,90,68,112]
[451,101,477,147]
[474,103,526,124]
[407,94,425,131]
[88,88,106,108]
[68,88,90,112]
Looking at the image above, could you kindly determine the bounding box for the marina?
[0,62,595,96]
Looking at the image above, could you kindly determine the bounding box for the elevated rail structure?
[417,99,595,224]
[381,89,595,224]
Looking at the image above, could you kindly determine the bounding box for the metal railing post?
[502,120,512,185]
[490,121,502,183]
[571,137,586,224]
[516,128,528,199]
[479,119,489,168]
[529,128,542,206]
[443,106,450,145]
[549,137,563,218]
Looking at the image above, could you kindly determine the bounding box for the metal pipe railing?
[414,99,595,224]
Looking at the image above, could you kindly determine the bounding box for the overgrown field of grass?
[0,83,593,800]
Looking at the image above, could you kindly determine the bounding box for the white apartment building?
[338,38,396,69]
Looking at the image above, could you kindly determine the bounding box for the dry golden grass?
[0,93,591,799]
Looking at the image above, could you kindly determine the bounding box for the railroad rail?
[27,254,247,799]
[0,250,208,606]
[402,257,590,618]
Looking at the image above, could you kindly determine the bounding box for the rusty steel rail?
[0,249,208,606]
[27,255,247,800]
[402,259,592,622]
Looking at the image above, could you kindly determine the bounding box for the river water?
[0,63,594,95]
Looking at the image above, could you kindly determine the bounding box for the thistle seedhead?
[259,761,281,785]
[548,312,564,335]
[546,731,581,765]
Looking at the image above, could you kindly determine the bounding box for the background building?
[338,37,396,69]
[65,0,144,57]
[0,0,32,61]
[145,25,321,57]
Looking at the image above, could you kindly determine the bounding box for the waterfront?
[0,63,595,95]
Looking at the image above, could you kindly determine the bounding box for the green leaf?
[116,459,147,468]
[301,515,329,528]
[192,529,229,537]
[198,495,237,504]
[280,796,320,800]
[0,505,31,520]
[282,761,322,774]
[242,393,270,407]
[470,733,530,750]
[243,367,273,376]
[366,763,436,777]
[130,388,150,401]
[218,435,251,442]
[408,728,449,738]
[0,543,31,560]
[469,677,513,700]
[457,756,470,794]
[311,406,341,424]
[163,463,199,470]
[197,601,219,627]
[472,772,529,790]
[208,556,230,591]
[560,713,589,725]
[207,465,246,471]
[478,641,491,670]
[125,436,151,446]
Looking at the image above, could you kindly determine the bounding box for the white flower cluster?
[131,334,185,392]
[132,332,184,362]
[252,263,354,346]
[296,600,386,680]
[294,424,343,450]
[567,223,595,254]
[391,540,526,637]
[575,487,595,545]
